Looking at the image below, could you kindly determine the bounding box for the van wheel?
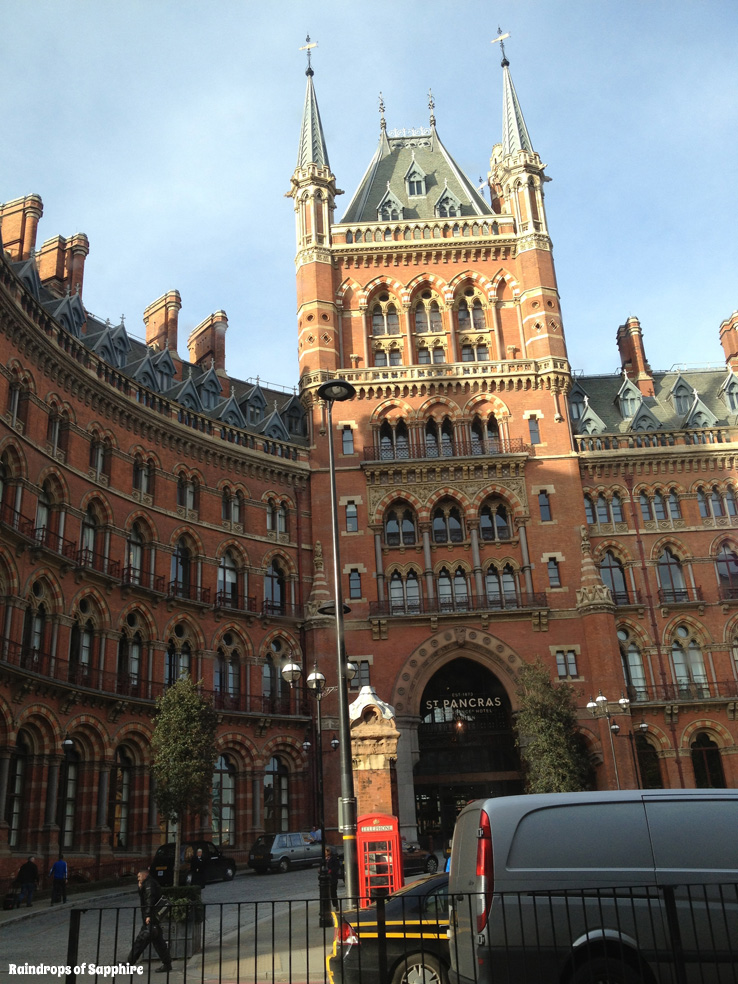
[569,958,644,984]
[278,858,290,874]
[223,866,235,881]
[391,954,447,984]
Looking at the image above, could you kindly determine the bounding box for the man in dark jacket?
[189,847,206,889]
[17,856,39,907]
[126,869,172,973]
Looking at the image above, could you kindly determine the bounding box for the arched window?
[596,495,611,524]
[35,484,52,546]
[639,493,653,522]
[59,744,80,850]
[384,505,417,547]
[635,734,663,789]
[480,499,511,541]
[371,299,400,336]
[215,635,240,702]
[671,625,708,697]
[264,559,286,615]
[425,420,439,458]
[611,494,625,524]
[470,417,500,455]
[22,592,47,663]
[716,544,738,600]
[133,456,153,496]
[432,503,464,543]
[657,547,687,602]
[264,756,289,834]
[110,746,133,850]
[617,627,647,700]
[164,636,192,687]
[263,640,291,709]
[600,552,629,605]
[170,538,192,598]
[218,550,239,607]
[69,616,94,685]
[126,521,145,586]
[584,496,596,525]
[691,732,726,788]
[212,754,236,846]
[117,623,142,696]
[80,504,98,566]
[485,564,519,609]
[6,732,29,848]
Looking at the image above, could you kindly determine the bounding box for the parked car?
[449,789,738,984]
[402,841,439,875]
[329,873,449,984]
[150,840,237,886]
[248,831,323,873]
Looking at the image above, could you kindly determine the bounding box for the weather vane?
[491,26,511,64]
[299,33,318,75]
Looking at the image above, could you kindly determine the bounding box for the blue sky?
[3,1,737,389]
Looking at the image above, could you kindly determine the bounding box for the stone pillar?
[349,687,400,819]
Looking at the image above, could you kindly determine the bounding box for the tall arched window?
[480,499,511,541]
[218,550,239,607]
[264,755,289,834]
[618,627,647,700]
[485,564,519,609]
[691,732,726,788]
[22,590,47,664]
[635,734,664,789]
[110,746,133,850]
[126,522,145,586]
[215,634,240,703]
[59,745,80,850]
[600,552,629,604]
[657,547,687,602]
[35,484,52,546]
[80,504,98,566]
[166,636,191,686]
[6,732,29,848]
[69,616,94,685]
[212,754,236,846]
[716,544,738,600]
[432,503,464,543]
[389,570,421,614]
[117,617,143,696]
[264,560,286,615]
[171,537,193,599]
[671,625,708,697]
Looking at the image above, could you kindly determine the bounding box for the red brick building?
[1,50,737,882]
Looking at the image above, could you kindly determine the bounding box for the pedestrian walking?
[49,854,68,904]
[126,868,172,974]
[16,856,39,908]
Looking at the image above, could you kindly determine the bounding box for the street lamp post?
[586,691,630,789]
[282,659,332,926]
[316,377,359,902]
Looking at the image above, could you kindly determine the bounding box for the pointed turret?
[297,67,331,170]
[287,47,342,380]
[501,57,534,156]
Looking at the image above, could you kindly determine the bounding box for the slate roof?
[573,368,737,434]
[340,127,491,225]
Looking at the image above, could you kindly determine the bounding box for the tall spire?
[492,28,534,156]
[296,35,330,169]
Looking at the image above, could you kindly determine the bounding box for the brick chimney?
[616,316,655,396]
[143,290,181,353]
[0,194,43,261]
[37,233,90,298]
[187,310,228,375]
[719,311,738,370]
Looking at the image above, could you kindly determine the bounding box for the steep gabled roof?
[340,126,491,225]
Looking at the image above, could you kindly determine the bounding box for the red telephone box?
[356,813,403,906]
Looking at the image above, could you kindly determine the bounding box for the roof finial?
[492,26,511,67]
[379,91,386,131]
[299,33,318,77]
[428,88,436,128]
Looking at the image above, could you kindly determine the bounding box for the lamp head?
[317,379,356,404]
[639,721,649,733]
[618,694,630,712]
[610,722,621,735]
[345,661,358,682]
[307,668,326,692]
[330,735,339,751]
[595,692,608,708]
[281,660,303,687]
[302,738,312,752]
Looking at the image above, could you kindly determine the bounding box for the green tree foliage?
[514,658,590,794]
[152,676,218,885]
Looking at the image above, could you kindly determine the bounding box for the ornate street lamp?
[316,378,359,902]
[586,691,631,789]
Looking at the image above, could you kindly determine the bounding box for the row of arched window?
[599,543,738,606]
[4,729,293,852]
[384,495,513,547]
[376,415,505,460]
[585,484,738,528]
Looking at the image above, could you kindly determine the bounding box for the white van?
[448,789,738,984]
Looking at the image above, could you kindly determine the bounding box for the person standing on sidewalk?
[49,854,68,904]
[325,848,341,909]
[126,869,172,974]
[189,848,206,889]
[16,856,39,908]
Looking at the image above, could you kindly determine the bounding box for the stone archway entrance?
[413,657,523,849]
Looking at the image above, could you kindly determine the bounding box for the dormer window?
[434,184,462,219]
[377,186,404,222]
[407,171,425,197]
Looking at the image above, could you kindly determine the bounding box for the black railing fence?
[63,883,738,984]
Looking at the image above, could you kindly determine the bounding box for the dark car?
[150,840,237,886]
[248,831,323,873]
[328,874,449,984]
[401,842,439,875]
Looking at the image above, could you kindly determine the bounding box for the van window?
[507,803,653,870]
[290,834,304,847]
[276,835,289,849]
[645,798,738,872]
